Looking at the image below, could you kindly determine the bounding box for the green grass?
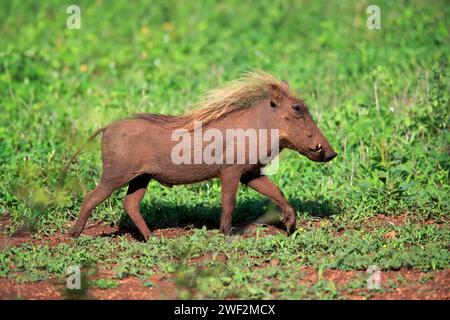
[0,0,449,299]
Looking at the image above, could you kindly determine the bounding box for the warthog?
[63,71,337,240]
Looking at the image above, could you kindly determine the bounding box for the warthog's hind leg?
[122,174,152,241]
[69,175,121,238]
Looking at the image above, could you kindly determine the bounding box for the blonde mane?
[135,71,292,130]
[184,71,292,129]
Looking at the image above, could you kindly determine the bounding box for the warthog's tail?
[57,127,106,189]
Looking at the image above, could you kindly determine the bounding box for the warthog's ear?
[282,79,290,87]
[269,83,283,108]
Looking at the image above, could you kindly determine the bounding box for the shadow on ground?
[111,196,340,241]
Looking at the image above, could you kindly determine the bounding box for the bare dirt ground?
[0,215,449,300]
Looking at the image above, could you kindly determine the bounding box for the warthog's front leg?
[219,169,241,235]
[242,173,296,233]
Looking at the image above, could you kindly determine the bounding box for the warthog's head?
[269,83,337,162]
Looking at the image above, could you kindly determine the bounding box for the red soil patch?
[88,276,175,300]
[189,252,228,264]
[0,273,177,300]
[366,214,407,227]
[232,221,287,237]
[0,263,177,300]
[86,269,177,300]
[298,213,446,236]
[363,213,446,231]
[297,266,450,300]
[0,278,64,300]
[0,217,70,249]
[370,269,450,300]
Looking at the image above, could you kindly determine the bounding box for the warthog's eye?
[292,104,303,117]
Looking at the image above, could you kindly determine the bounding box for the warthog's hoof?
[286,225,296,235]
[68,226,83,238]
[141,231,152,242]
[282,211,296,235]
[219,225,232,236]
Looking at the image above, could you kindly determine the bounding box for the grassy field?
[0,0,449,299]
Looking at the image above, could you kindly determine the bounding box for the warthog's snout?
[323,150,337,162]
[307,142,337,162]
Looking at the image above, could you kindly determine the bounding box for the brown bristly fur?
[134,71,292,130]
